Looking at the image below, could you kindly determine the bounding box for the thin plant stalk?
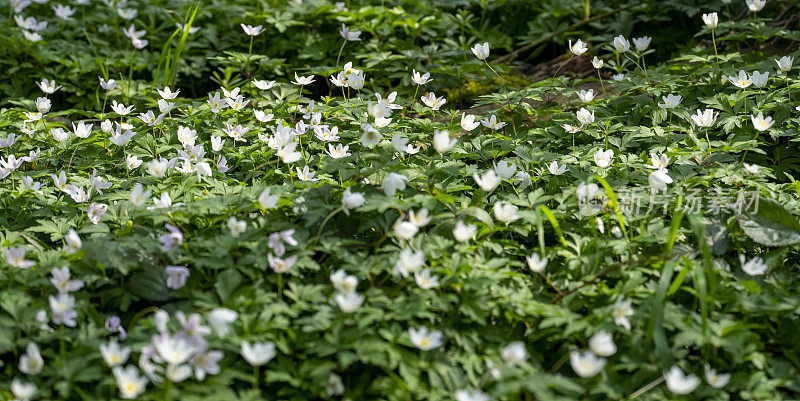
[743,88,747,115]
[246,35,254,76]
[623,53,646,77]
[335,40,347,67]
[552,55,573,80]
[597,69,606,95]
[549,54,574,94]
[711,29,720,69]
[572,132,576,158]
[277,273,283,302]
[742,125,763,162]
[297,84,304,106]
[317,207,343,238]
[786,75,791,101]
[629,377,665,399]
[642,56,647,74]
[483,60,516,135]
[126,49,135,100]
[253,366,259,390]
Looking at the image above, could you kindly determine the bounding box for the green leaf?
[739,197,800,246]
[216,268,243,302]
[128,267,172,302]
[461,206,494,227]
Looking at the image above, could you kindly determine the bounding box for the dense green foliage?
[1,0,800,400]
[2,0,729,108]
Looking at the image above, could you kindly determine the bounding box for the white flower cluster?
[103,308,237,398]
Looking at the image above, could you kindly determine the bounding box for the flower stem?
[787,76,792,101]
[163,380,172,401]
[59,325,65,359]
[711,29,720,69]
[572,132,576,159]
[548,352,570,373]
[317,207,343,238]
[623,53,646,77]
[484,60,515,134]
[126,49,135,100]
[743,88,747,115]
[246,35,254,76]
[335,40,346,67]
[484,60,502,81]
[297,84,304,106]
[549,54,573,93]
[277,273,283,302]
[253,365,259,390]
[742,125,763,163]
[597,70,605,95]
[552,55,572,80]
[640,54,647,75]
[628,377,665,399]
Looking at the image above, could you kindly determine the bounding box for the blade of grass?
[540,205,566,246]
[687,214,712,355]
[537,217,546,255]
[667,262,691,296]
[646,258,676,364]
[153,28,180,90]
[169,3,200,86]
[593,175,629,242]
[665,209,684,257]
[164,45,174,85]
